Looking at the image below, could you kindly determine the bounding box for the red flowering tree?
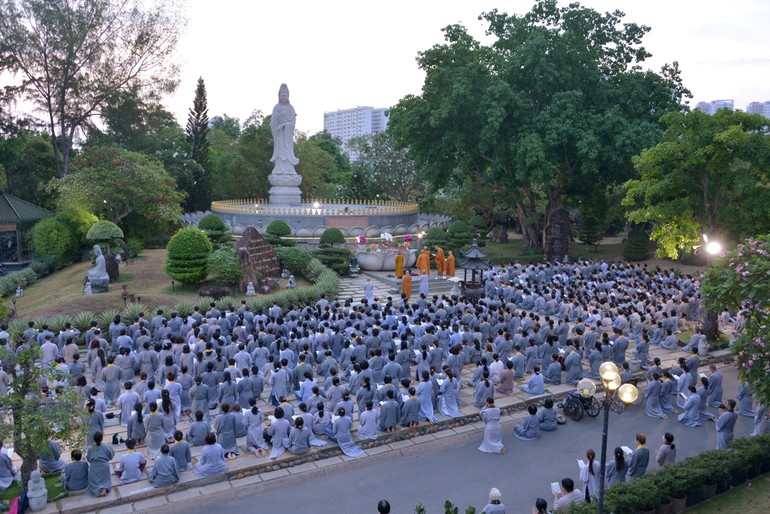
[49,146,185,227]
[701,234,770,404]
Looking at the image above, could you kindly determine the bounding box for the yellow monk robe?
[445,252,455,277]
[395,252,405,278]
[434,246,445,275]
[401,272,413,300]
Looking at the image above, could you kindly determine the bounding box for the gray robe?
[214,411,239,455]
[644,379,666,419]
[332,416,365,458]
[478,407,504,453]
[378,400,400,431]
[513,413,540,440]
[148,454,180,487]
[244,409,269,452]
[194,443,227,476]
[715,410,737,449]
[85,443,114,497]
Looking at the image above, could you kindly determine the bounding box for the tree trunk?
[516,201,540,248]
[703,308,719,342]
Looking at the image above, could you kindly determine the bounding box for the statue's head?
[278,83,289,103]
[93,244,102,255]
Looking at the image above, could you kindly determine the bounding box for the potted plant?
[729,437,765,478]
[696,450,731,498]
[629,476,663,514]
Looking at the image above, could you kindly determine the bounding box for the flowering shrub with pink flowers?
[702,234,770,404]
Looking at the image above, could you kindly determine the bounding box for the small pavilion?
[0,192,54,269]
[459,239,491,287]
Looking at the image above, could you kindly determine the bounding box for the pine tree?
[185,77,212,211]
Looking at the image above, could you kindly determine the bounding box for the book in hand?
[268,415,277,424]
[700,373,708,379]
[621,446,633,455]
[679,392,688,400]
[401,394,410,402]
[672,374,681,381]
[332,415,341,424]
[577,459,587,469]
[551,482,561,495]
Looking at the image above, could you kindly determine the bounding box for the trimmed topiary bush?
[319,227,345,247]
[86,220,124,241]
[624,228,651,261]
[313,246,352,275]
[197,213,230,246]
[266,220,292,238]
[275,247,312,276]
[447,220,474,250]
[469,214,488,234]
[425,227,448,247]
[30,217,78,268]
[207,246,245,285]
[165,228,213,284]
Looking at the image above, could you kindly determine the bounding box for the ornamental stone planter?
[356,249,417,271]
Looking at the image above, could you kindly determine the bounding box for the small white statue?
[15,286,23,298]
[84,280,92,296]
[245,281,256,296]
[27,469,48,511]
[287,275,296,289]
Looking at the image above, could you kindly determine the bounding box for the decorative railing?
[211,198,419,216]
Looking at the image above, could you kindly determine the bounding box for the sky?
[162,0,770,135]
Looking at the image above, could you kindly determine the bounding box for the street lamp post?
[595,362,639,514]
[697,234,723,341]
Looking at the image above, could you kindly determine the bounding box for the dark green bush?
[275,247,312,275]
[58,206,99,249]
[624,228,651,261]
[319,227,346,247]
[265,235,296,247]
[198,213,227,232]
[447,220,474,250]
[469,214,487,233]
[30,217,78,267]
[207,246,244,285]
[165,228,213,284]
[266,219,292,238]
[125,238,144,258]
[197,213,230,246]
[426,227,447,247]
[313,246,351,275]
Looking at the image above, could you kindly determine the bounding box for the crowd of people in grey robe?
[1,258,768,509]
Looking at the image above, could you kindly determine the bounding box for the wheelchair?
[560,390,601,421]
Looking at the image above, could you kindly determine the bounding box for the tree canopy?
[50,146,184,229]
[0,0,185,177]
[623,109,770,259]
[185,77,212,211]
[388,0,688,252]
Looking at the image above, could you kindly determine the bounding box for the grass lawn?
[689,473,770,514]
[1,473,67,502]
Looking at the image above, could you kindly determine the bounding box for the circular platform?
[211,199,430,237]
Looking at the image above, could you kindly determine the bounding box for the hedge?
[275,247,312,275]
[164,228,213,284]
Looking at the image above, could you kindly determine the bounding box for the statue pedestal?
[268,172,302,206]
[87,275,109,293]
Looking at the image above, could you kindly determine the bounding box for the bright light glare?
[312,202,320,209]
[599,362,618,381]
[706,241,722,255]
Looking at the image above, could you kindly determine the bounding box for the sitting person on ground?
[38,439,67,475]
[194,432,227,476]
[62,450,89,492]
[538,398,558,432]
[169,430,192,471]
[186,410,210,446]
[113,438,146,484]
[513,403,541,440]
[283,416,311,455]
[148,444,180,488]
[0,441,19,494]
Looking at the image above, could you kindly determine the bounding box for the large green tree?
[0,0,185,177]
[50,146,184,229]
[185,77,212,211]
[346,131,425,202]
[388,0,687,254]
[623,109,770,259]
[0,130,57,208]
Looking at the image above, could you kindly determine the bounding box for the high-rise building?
[746,101,770,118]
[323,106,389,159]
[695,99,734,115]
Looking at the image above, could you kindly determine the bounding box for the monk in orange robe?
[401,271,413,300]
[434,246,445,276]
[416,248,430,275]
[445,251,456,277]
[395,251,405,278]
